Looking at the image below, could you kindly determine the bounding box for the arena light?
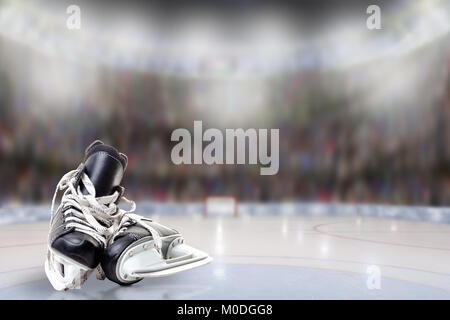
[179,22,220,59]
[1,0,449,76]
[251,18,295,59]
[387,0,450,58]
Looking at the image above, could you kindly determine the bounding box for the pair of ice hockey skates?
[45,141,212,291]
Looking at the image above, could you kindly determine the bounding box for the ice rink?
[1,207,450,299]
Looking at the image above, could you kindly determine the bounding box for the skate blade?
[44,247,93,291]
[117,241,212,282]
[134,254,213,278]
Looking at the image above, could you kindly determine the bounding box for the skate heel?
[44,247,93,291]
[116,237,212,283]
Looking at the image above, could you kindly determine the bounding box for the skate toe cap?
[101,235,137,285]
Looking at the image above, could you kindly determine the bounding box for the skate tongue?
[81,141,128,197]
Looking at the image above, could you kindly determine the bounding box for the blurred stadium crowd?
[0,1,449,207]
[1,36,449,206]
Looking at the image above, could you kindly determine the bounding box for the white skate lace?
[50,166,136,247]
[113,214,163,250]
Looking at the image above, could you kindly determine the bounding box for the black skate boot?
[45,140,132,290]
[100,214,212,285]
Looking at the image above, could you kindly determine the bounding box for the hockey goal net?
[204,196,238,218]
